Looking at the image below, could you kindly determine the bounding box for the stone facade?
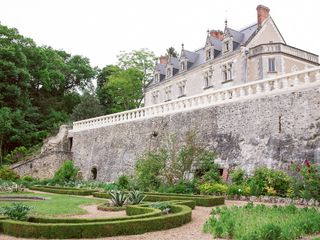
[144,5,319,107]
[11,125,73,179]
[71,87,320,182]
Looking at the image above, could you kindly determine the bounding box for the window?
[166,67,172,78]
[152,91,159,104]
[203,67,214,89]
[206,49,212,61]
[225,42,229,51]
[154,73,159,83]
[178,81,186,97]
[180,61,186,71]
[268,58,276,72]
[165,86,172,101]
[222,63,233,82]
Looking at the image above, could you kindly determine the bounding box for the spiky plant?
[109,190,127,207]
[128,190,145,205]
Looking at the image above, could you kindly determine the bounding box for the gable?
[247,17,285,48]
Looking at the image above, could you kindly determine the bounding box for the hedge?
[93,191,224,207]
[97,204,126,211]
[0,205,191,238]
[29,186,97,196]
[28,206,161,224]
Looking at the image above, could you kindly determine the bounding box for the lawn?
[0,192,105,217]
[204,202,320,240]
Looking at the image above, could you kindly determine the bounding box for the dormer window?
[166,67,172,78]
[206,48,212,61]
[154,73,159,83]
[180,61,186,72]
[223,37,233,54]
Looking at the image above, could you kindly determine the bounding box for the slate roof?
[147,23,259,87]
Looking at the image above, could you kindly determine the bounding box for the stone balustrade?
[249,43,319,64]
[72,67,320,132]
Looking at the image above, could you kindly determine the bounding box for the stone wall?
[71,87,320,182]
[12,151,72,179]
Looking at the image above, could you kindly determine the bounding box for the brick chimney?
[210,30,224,41]
[256,5,270,27]
[159,55,168,64]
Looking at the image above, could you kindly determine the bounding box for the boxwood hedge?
[29,186,97,196]
[93,191,224,207]
[0,204,191,238]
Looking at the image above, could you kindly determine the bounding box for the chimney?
[256,5,270,27]
[159,55,168,64]
[210,30,224,41]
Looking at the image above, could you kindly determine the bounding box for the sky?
[0,0,319,68]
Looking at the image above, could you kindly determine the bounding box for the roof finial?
[207,29,210,36]
[181,43,184,50]
[224,18,228,28]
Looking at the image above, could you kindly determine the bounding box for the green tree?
[117,49,156,86]
[99,68,143,113]
[71,93,104,121]
[166,47,179,58]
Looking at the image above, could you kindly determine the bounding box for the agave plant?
[128,190,145,205]
[109,190,127,207]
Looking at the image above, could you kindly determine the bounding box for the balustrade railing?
[72,67,320,131]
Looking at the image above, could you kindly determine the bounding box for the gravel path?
[0,200,319,240]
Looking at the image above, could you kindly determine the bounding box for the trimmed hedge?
[0,205,191,238]
[29,186,97,196]
[28,206,161,224]
[93,191,224,207]
[97,204,126,211]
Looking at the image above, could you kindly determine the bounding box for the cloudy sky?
[0,0,319,68]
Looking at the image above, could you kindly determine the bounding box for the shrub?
[21,175,35,182]
[0,166,19,180]
[158,180,199,194]
[134,151,166,190]
[149,202,172,214]
[227,184,251,197]
[128,190,145,205]
[196,155,222,183]
[109,190,127,207]
[3,146,28,164]
[198,182,228,195]
[52,160,79,184]
[0,180,24,192]
[230,169,246,185]
[116,175,130,190]
[248,167,292,197]
[1,203,32,221]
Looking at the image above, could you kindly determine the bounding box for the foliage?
[227,184,251,197]
[98,68,144,113]
[0,23,96,161]
[290,160,320,200]
[230,169,246,185]
[109,190,127,207]
[51,160,79,184]
[1,203,32,221]
[3,146,28,164]
[203,203,320,240]
[0,180,24,192]
[149,202,172,214]
[134,151,166,191]
[116,175,130,190]
[0,166,19,180]
[116,48,156,86]
[128,190,145,205]
[198,182,228,195]
[71,93,104,121]
[158,180,199,194]
[166,47,179,58]
[196,153,221,183]
[247,167,292,197]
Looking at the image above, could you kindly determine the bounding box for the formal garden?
[0,133,319,239]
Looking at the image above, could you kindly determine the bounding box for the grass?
[203,202,320,240]
[0,192,105,217]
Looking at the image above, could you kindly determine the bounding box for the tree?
[166,47,179,58]
[71,93,104,121]
[117,49,156,86]
[99,68,143,113]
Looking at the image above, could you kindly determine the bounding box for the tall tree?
[166,47,179,58]
[117,49,156,86]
